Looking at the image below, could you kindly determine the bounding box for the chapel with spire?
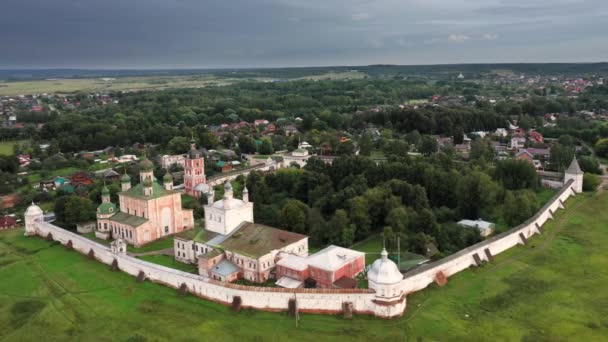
[95,156,194,246]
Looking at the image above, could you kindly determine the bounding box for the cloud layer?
[1,0,607,68]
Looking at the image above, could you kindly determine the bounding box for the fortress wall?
[398,180,576,294]
[32,221,377,316]
[29,179,576,318]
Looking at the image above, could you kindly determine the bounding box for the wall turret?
[24,202,43,236]
[564,157,584,193]
[368,248,406,318]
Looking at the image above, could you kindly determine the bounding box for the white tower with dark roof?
[564,158,583,193]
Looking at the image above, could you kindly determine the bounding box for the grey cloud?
[0,0,606,68]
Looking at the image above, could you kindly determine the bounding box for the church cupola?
[101,184,111,203]
[222,182,233,209]
[163,171,174,191]
[121,172,131,191]
[242,183,249,203]
[206,188,215,205]
[139,156,155,197]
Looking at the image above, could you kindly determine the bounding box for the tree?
[327,209,349,245]
[419,135,438,156]
[348,196,371,240]
[238,135,257,154]
[470,140,494,161]
[494,159,539,190]
[453,126,465,145]
[258,138,274,155]
[167,136,190,154]
[550,143,575,171]
[386,207,409,233]
[583,173,601,192]
[457,171,500,219]
[503,190,538,226]
[277,200,309,234]
[595,138,608,158]
[359,134,373,156]
[63,196,96,228]
[307,208,326,246]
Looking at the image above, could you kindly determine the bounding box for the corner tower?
[564,157,583,193]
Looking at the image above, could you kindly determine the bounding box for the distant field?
[0,75,245,96]
[0,191,606,340]
[0,71,367,95]
[295,71,367,81]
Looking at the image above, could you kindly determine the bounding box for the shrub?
[583,173,601,192]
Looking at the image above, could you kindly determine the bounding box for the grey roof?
[211,259,240,277]
[566,158,583,175]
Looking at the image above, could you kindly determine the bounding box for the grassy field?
[0,71,362,96]
[0,191,607,341]
[0,75,248,96]
[0,140,27,156]
[137,255,197,274]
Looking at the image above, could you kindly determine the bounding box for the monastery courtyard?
[0,191,606,341]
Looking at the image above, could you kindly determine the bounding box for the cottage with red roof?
[0,216,18,230]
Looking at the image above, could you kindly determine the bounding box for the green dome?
[101,186,110,195]
[139,158,154,171]
[143,177,153,187]
[163,172,173,182]
[121,173,131,183]
[97,202,116,215]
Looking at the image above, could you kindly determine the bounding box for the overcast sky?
[1,0,607,69]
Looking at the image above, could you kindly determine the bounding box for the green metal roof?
[120,181,177,199]
[97,202,116,215]
[108,211,148,227]
[121,173,131,183]
[101,186,110,195]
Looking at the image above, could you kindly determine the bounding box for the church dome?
[367,249,403,285]
[194,183,210,193]
[101,185,110,195]
[25,203,43,217]
[163,171,173,182]
[121,173,131,183]
[139,158,154,171]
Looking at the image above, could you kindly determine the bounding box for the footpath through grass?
[0,191,607,341]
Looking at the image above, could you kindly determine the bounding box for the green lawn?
[128,235,175,254]
[137,255,197,274]
[350,235,427,270]
[0,141,19,156]
[0,191,607,340]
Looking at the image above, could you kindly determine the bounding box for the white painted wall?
[25,179,577,319]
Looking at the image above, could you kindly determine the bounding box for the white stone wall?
[396,180,575,295]
[28,219,379,316]
[25,179,577,319]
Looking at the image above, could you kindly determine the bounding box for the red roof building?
[529,131,544,143]
[276,245,365,289]
[0,216,17,230]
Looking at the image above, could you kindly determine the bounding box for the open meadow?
[0,191,607,341]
